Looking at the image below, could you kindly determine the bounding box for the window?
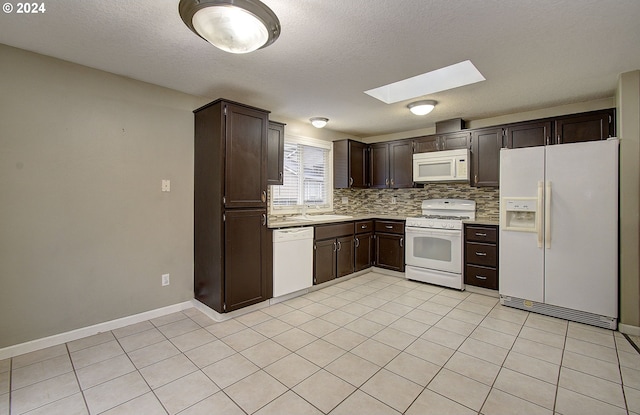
[271,135,332,213]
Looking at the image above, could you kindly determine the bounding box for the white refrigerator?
[499,139,619,329]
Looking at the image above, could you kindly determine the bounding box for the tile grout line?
[65,342,90,415]
[614,333,631,414]
[111,324,171,415]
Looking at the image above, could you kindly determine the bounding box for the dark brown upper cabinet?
[267,121,285,186]
[334,139,368,188]
[505,120,552,149]
[470,127,503,187]
[413,131,470,153]
[370,140,413,189]
[554,109,615,144]
[224,103,268,209]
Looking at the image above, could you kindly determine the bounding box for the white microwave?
[413,148,470,183]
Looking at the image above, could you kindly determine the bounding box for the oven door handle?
[405,227,461,237]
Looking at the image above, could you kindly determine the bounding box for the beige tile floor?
[2,272,640,415]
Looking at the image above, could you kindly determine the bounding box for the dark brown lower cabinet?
[336,235,354,278]
[464,224,499,290]
[314,239,336,285]
[354,232,373,272]
[314,222,354,284]
[373,220,405,272]
[223,209,270,312]
[375,233,404,272]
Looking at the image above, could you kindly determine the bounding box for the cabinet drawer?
[375,220,404,234]
[355,220,374,234]
[315,222,354,240]
[465,242,497,267]
[465,264,498,290]
[465,226,497,243]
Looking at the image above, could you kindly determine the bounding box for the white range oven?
[405,199,476,290]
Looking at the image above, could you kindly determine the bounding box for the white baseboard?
[0,301,194,360]
[619,323,640,336]
[191,298,271,322]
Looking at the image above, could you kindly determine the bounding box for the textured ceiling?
[1,0,639,137]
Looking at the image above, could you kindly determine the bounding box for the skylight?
[364,60,485,104]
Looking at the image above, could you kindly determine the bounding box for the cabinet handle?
[337,241,342,251]
[355,237,360,248]
[557,134,561,144]
[400,237,404,248]
[474,174,478,184]
[475,252,487,256]
[333,242,337,252]
[385,178,389,186]
[279,171,283,180]
[349,177,354,186]
[261,190,267,203]
[385,225,393,229]
[475,233,487,237]
[262,213,266,226]
[475,275,487,280]
[361,224,368,229]
[390,178,395,186]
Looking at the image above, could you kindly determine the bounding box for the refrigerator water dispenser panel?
[501,198,538,232]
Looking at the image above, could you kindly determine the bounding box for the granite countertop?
[268,213,407,229]
[464,216,500,226]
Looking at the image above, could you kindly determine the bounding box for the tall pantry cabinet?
[194,99,271,313]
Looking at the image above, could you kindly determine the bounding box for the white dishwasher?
[273,227,314,297]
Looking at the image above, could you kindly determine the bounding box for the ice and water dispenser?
[501,198,538,232]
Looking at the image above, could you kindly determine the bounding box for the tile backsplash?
[333,184,500,218]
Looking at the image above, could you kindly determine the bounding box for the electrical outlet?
[391,196,397,204]
[341,197,348,205]
[162,273,170,286]
[161,179,171,192]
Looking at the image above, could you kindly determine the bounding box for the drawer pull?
[475,252,487,256]
[475,232,487,237]
[385,225,394,229]
[475,275,487,280]
[361,224,368,229]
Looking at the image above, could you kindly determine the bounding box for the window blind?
[271,138,331,210]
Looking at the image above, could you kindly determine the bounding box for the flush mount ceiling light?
[407,100,437,116]
[365,60,485,104]
[310,117,329,128]
[178,0,281,54]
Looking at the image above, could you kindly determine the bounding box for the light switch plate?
[161,180,170,192]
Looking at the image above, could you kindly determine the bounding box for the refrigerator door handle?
[545,180,552,249]
[537,181,544,248]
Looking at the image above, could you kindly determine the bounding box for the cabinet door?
[354,232,373,272]
[471,127,503,187]
[555,110,614,144]
[314,239,336,284]
[389,140,413,188]
[224,209,268,312]
[350,141,368,188]
[440,132,470,150]
[505,121,551,148]
[375,233,405,272]
[267,121,285,185]
[224,103,268,208]
[336,235,354,277]
[413,135,439,153]
[369,143,389,188]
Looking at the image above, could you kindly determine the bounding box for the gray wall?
[0,45,207,348]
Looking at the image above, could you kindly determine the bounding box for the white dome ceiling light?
[407,100,437,116]
[310,117,329,128]
[178,0,281,54]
